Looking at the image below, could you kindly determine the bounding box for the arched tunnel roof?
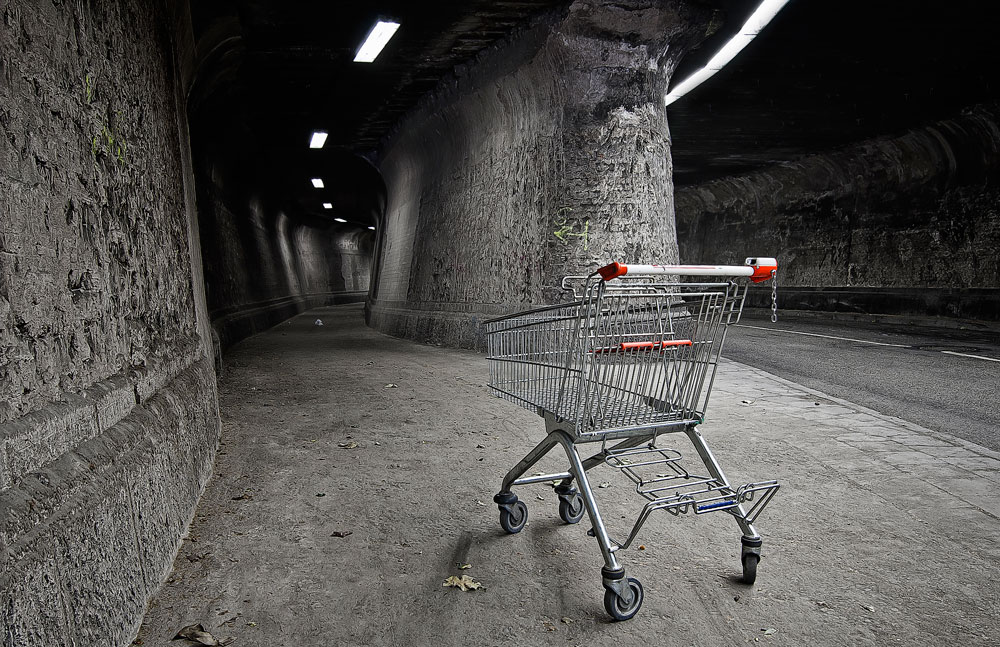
[186,0,999,216]
[668,0,1000,185]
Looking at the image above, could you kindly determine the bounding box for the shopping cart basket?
[485,258,780,620]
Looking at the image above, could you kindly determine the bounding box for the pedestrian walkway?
[136,304,1000,646]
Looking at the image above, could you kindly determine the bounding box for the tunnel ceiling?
[668,0,1000,185]
[189,0,1000,218]
[188,0,567,222]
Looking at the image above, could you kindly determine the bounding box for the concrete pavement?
[135,304,1000,646]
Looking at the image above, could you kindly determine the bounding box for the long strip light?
[322,203,333,209]
[354,20,400,63]
[309,131,328,148]
[665,0,791,106]
[311,178,324,188]
[334,217,347,223]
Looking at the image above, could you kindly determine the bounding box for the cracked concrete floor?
[136,304,1000,646]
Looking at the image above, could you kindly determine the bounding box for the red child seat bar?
[591,340,693,354]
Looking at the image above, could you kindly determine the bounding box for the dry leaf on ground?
[442,575,483,591]
[457,563,472,570]
[172,623,230,646]
[338,441,358,449]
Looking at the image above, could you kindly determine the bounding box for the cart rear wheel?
[603,577,643,621]
[742,554,759,584]
[558,493,585,524]
[499,500,528,534]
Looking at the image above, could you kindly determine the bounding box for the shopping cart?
[485,258,781,620]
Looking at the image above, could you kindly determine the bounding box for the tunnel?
[2,0,999,644]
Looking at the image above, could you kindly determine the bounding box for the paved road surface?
[723,314,1000,451]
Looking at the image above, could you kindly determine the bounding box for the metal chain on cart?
[770,269,778,323]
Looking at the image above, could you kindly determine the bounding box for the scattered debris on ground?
[172,623,232,646]
[442,575,483,591]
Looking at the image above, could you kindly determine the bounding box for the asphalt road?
[722,314,1000,452]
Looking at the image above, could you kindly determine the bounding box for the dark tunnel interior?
[668,0,1000,184]
[2,1,1000,643]
[182,0,1000,350]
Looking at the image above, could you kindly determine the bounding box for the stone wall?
[0,1,218,645]
[675,104,1000,321]
[368,0,711,348]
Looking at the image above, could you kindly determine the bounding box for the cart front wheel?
[742,554,759,584]
[604,577,643,621]
[558,493,585,524]
[499,500,528,534]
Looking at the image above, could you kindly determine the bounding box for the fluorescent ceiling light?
[311,178,324,188]
[309,131,328,148]
[322,203,333,209]
[334,217,347,223]
[354,20,400,63]
[368,226,375,230]
[665,0,790,106]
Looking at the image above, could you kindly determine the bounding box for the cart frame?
[485,258,780,620]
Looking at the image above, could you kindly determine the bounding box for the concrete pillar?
[541,0,709,301]
[371,0,713,347]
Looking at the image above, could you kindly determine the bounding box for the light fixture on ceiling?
[322,203,333,209]
[310,131,328,148]
[311,178,324,188]
[368,226,375,230]
[664,0,791,106]
[354,19,400,63]
[334,217,347,223]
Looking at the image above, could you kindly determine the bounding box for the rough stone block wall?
[1,359,218,646]
[675,104,1000,321]
[370,23,559,347]
[1,1,219,644]
[369,0,711,349]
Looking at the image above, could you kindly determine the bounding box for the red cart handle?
[597,257,777,283]
[591,340,693,354]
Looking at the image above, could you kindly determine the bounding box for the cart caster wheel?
[558,493,585,524]
[499,500,528,534]
[604,577,643,621]
[742,554,759,584]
